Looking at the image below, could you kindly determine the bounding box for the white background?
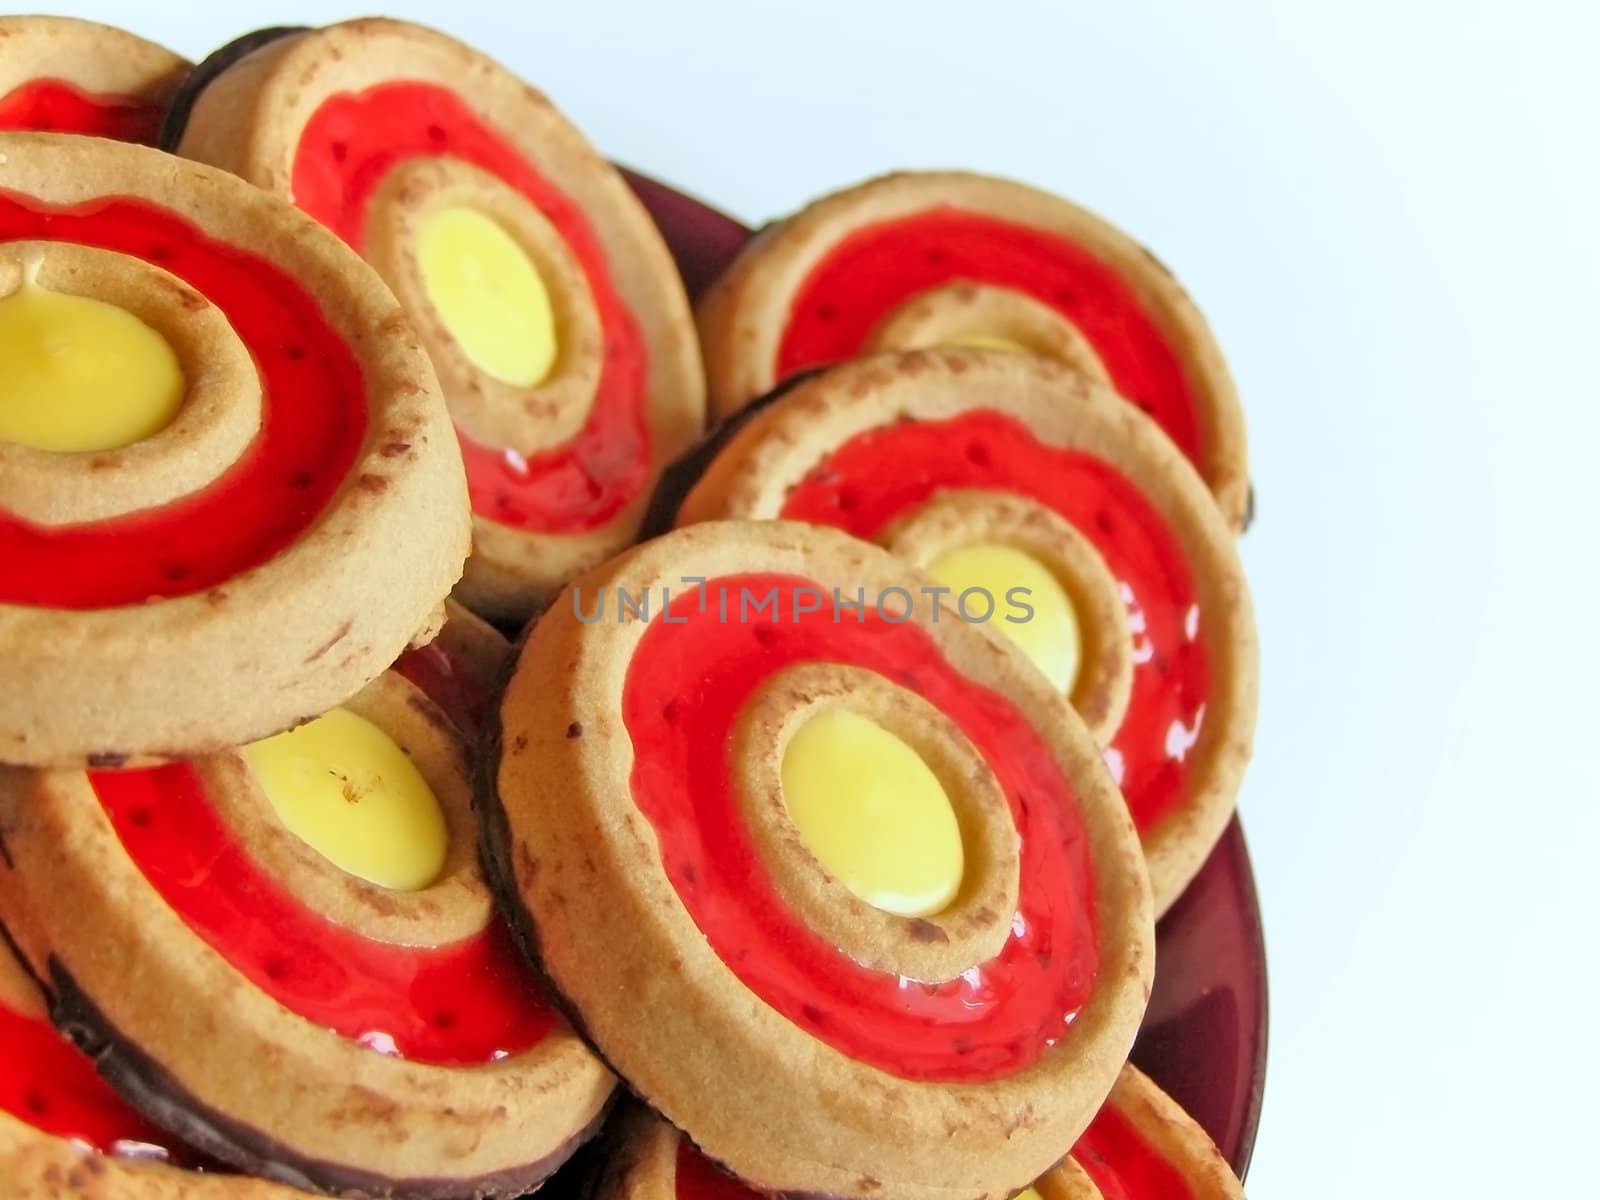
[36,1,1600,1193]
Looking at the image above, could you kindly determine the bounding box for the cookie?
[169,18,706,621]
[1072,1066,1244,1199]
[696,171,1249,527]
[672,351,1258,914]
[0,15,186,143]
[0,936,308,1198]
[487,520,1154,1200]
[0,132,468,768]
[0,604,613,1197]
[592,1062,1244,1200]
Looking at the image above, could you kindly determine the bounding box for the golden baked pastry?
[673,351,1258,914]
[0,604,612,1197]
[0,937,307,1198]
[0,15,186,143]
[697,171,1249,527]
[171,18,705,621]
[487,520,1153,1200]
[0,132,468,768]
[592,1063,1244,1200]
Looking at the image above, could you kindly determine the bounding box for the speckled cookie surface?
[487,520,1153,1200]
[172,17,705,621]
[696,170,1249,527]
[591,1067,1243,1200]
[0,15,187,143]
[0,132,469,768]
[591,1105,1107,1200]
[673,350,1258,915]
[0,936,310,1199]
[0,606,612,1197]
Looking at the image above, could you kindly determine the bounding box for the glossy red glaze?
[622,573,1098,1082]
[1074,1103,1193,1200]
[0,80,164,143]
[89,766,554,1066]
[782,410,1207,834]
[86,645,555,1066]
[0,996,176,1155]
[293,81,651,532]
[776,210,1201,465]
[621,176,1265,1175]
[0,192,367,610]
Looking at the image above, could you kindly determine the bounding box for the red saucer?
[623,168,1268,1179]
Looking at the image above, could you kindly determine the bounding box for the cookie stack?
[0,15,1258,1200]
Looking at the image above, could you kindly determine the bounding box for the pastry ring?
[0,132,468,767]
[674,351,1258,913]
[697,171,1249,527]
[487,519,1153,1200]
[171,17,706,621]
[0,15,186,144]
[0,604,612,1197]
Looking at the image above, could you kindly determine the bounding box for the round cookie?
[487,520,1154,1200]
[170,18,706,622]
[0,937,307,1198]
[672,351,1258,915]
[0,15,187,143]
[0,132,468,768]
[696,171,1249,527]
[1072,1066,1245,1199]
[0,604,613,1197]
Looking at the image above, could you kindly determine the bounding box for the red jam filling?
[86,648,556,1066]
[675,1137,761,1200]
[622,573,1099,1082]
[782,411,1207,834]
[0,995,176,1156]
[0,193,367,610]
[777,209,1202,468]
[292,81,651,533]
[1074,1102,1195,1200]
[0,80,165,143]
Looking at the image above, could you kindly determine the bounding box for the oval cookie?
[486,520,1153,1200]
[171,18,705,621]
[674,351,1258,914]
[0,605,613,1197]
[697,171,1248,527]
[0,132,468,767]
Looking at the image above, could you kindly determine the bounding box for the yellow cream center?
[243,707,448,892]
[0,280,184,453]
[929,543,1082,694]
[939,332,1032,354]
[781,708,964,918]
[1015,1189,1044,1200]
[417,206,556,387]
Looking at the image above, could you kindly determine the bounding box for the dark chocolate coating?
[157,26,309,153]
[636,368,826,541]
[45,958,606,1199]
